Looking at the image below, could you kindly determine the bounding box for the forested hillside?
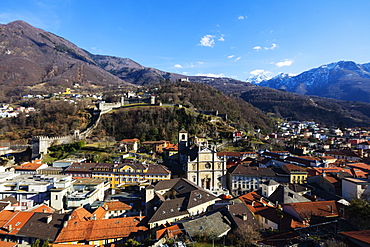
[96,81,274,142]
[0,100,90,140]
[241,88,370,127]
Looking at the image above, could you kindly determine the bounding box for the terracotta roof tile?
[0,211,34,235]
[0,241,17,247]
[120,138,139,143]
[156,224,182,239]
[56,216,147,243]
[28,204,55,213]
[15,162,45,170]
[103,201,132,211]
[340,230,370,244]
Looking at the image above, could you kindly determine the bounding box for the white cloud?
[198,35,215,47]
[238,16,247,20]
[250,69,268,76]
[227,55,235,59]
[276,59,294,67]
[265,43,277,50]
[218,35,225,42]
[235,57,241,61]
[183,72,188,75]
[190,63,194,68]
[174,64,183,68]
[196,73,225,78]
[197,61,204,65]
[253,46,262,50]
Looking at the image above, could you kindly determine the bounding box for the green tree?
[31,239,41,247]
[124,239,140,247]
[346,198,370,230]
[42,239,50,247]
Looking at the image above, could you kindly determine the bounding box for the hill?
[95,81,274,142]
[240,87,370,127]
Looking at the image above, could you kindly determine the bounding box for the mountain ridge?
[1,20,370,128]
[252,61,370,103]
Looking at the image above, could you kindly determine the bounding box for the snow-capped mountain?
[246,73,272,84]
[254,61,370,103]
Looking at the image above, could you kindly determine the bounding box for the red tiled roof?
[28,204,55,213]
[296,156,321,161]
[103,201,132,211]
[283,200,339,220]
[55,216,147,243]
[0,241,17,247]
[15,162,45,170]
[239,191,272,211]
[340,230,370,244]
[0,211,34,235]
[92,207,107,220]
[156,224,182,239]
[283,164,307,173]
[120,138,139,143]
[163,143,178,151]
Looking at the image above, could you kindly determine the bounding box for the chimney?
[7,224,12,232]
[242,213,248,221]
[47,215,53,224]
[139,211,142,221]
[63,221,68,227]
[92,214,97,220]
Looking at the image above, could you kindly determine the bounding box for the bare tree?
[234,225,261,247]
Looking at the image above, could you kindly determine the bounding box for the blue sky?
[1,0,370,80]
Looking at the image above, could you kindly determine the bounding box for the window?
[55,195,58,200]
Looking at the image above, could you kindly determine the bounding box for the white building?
[342,177,370,201]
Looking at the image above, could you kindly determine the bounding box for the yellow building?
[282,164,307,184]
[91,162,171,189]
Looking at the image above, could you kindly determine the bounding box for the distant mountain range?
[248,61,370,103]
[1,20,370,127]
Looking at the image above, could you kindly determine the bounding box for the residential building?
[282,164,307,184]
[342,177,370,201]
[227,164,277,196]
[55,206,148,245]
[14,161,48,174]
[50,178,109,210]
[141,140,170,153]
[119,138,140,152]
[0,173,72,210]
[146,178,220,228]
[64,162,96,178]
[282,200,341,226]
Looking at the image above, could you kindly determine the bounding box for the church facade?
[178,130,227,194]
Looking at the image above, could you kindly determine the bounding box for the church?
[178,129,227,194]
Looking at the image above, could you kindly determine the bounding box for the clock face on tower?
[205,163,211,169]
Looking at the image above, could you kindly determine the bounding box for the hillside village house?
[119,138,140,152]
